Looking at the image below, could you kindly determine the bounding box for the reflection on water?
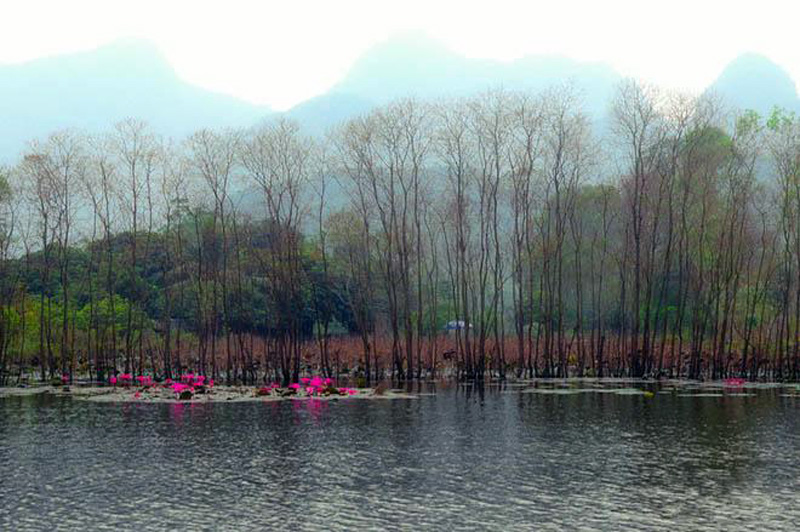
[1,383,798,531]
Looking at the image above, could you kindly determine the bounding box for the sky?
[2,0,799,110]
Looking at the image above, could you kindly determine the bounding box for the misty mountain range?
[1,33,799,162]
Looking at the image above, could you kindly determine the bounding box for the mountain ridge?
[2,36,798,162]
[0,38,271,162]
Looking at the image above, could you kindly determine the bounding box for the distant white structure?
[444,320,472,331]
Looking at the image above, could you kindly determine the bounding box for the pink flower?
[289,383,301,390]
[323,378,333,386]
[208,379,214,387]
[724,378,746,387]
[109,376,117,385]
[134,392,141,398]
[310,377,324,387]
[300,377,311,384]
[347,389,358,395]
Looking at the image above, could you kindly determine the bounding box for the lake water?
[1,382,799,531]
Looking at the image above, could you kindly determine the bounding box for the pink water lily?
[171,383,186,392]
[724,378,746,387]
[254,377,358,398]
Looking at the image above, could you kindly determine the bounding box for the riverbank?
[2,377,799,402]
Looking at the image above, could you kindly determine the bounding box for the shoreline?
[0,384,417,403]
[2,377,799,403]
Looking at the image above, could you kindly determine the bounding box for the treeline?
[1,81,800,384]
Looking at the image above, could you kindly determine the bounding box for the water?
[1,383,799,531]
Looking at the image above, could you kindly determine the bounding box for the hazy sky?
[3,0,799,110]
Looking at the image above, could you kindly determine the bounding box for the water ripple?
[0,388,798,531]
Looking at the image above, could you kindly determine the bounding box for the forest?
[1,80,800,385]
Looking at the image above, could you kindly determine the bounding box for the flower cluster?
[169,374,214,398]
[135,375,154,386]
[108,373,134,386]
[257,377,358,397]
[724,378,746,387]
[106,373,214,399]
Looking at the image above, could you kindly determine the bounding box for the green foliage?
[767,106,796,132]
[75,295,149,335]
[735,109,762,136]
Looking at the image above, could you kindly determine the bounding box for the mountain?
[287,33,624,131]
[3,35,800,164]
[707,53,800,116]
[0,39,271,163]
[344,34,618,109]
[334,33,622,108]
[285,92,375,135]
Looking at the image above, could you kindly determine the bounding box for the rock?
[179,390,194,401]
